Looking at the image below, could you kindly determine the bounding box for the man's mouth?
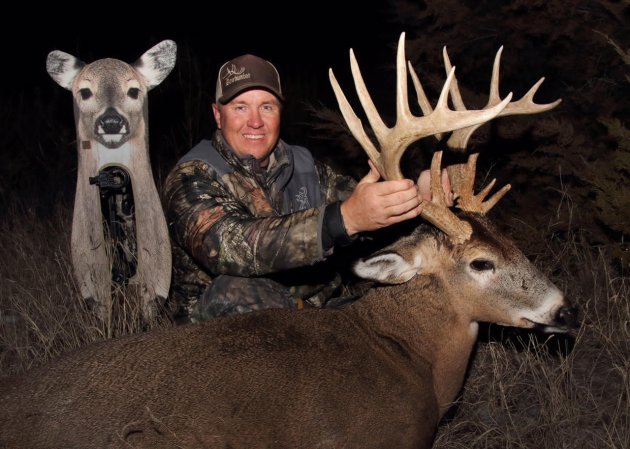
[243,134,264,140]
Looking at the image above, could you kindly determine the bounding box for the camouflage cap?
[215,54,284,104]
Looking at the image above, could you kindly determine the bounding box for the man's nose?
[247,110,264,128]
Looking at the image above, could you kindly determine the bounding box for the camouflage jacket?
[163,131,357,318]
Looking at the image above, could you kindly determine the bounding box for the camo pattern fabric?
[163,131,356,322]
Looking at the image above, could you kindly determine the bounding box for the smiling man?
[163,54,431,322]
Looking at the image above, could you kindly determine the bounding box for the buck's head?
[353,208,578,333]
[331,33,578,333]
[46,40,176,148]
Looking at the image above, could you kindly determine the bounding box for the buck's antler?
[442,46,562,150]
[329,32,521,243]
[329,32,512,182]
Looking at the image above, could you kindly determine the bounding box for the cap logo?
[223,64,250,87]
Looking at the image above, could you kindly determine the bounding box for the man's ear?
[212,103,222,129]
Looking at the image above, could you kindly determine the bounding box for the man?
[163,54,441,322]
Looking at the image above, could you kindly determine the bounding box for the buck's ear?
[134,40,177,90]
[353,252,421,284]
[46,51,85,90]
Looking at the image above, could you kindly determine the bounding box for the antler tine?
[329,66,384,176]
[445,46,563,150]
[446,153,512,214]
[503,76,562,115]
[407,61,442,141]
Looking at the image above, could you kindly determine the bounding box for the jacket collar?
[213,130,293,189]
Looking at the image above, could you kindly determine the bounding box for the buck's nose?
[554,304,580,330]
[96,108,128,135]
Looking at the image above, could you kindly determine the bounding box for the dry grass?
[0,201,170,376]
[0,200,627,449]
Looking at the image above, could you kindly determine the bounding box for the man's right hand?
[340,161,423,236]
[340,160,454,236]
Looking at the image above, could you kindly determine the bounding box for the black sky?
[3,2,398,98]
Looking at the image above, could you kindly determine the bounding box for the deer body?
[46,41,177,322]
[0,309,436,448]
[0,215,574,449]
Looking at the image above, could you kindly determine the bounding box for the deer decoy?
[45,40,176,324]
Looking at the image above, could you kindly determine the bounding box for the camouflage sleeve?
[315,159,357,204]
[164,160,346,277]
[313,160,362,250]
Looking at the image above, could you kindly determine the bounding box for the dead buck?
[0,34,577,449]
[45,40,176,324]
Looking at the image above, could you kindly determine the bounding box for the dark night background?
[1,5,396,120]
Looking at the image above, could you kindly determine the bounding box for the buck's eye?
[470,259,495,272]
[127,88,140,99]
[79,88,92,100]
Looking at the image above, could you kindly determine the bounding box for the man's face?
[213,89,281,168]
